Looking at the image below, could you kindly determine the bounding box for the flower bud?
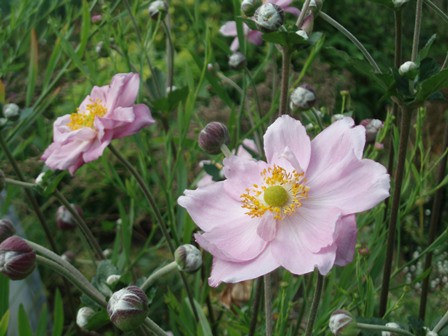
[174,244,202,273]
[398,61,418,79]
[290,84,316,111]
[56,204,82,230]
[228,52,246,69]
[0,170,5,192]
[0,219,15,243]
[295,30,309,40]
[329,310,354,335]
[300,13,314,35]
[198,122,230,154]
[95,41,109,58]
[331,114,345,123]
[241,0,262,17]
[148,0,168,20]
[382,322,401,336]
[0,236,36,280]
[254,3,284,32]
[392,0,409,8]
[107,286,149,332]
[91,14,102,23]
[61,250,75,264]
[3,103,20,121]
[360,119,383,143]
[106,274,121,287]
[76,306,96,329]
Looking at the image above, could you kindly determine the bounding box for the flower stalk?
[304,272,324,336]
[356,322,415,336]
[278,47,291,116]
[140,261,177,292]
[264,274,273,336]
[295,0,312,29]
[249,278,263,336]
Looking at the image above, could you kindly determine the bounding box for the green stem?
[4,178,35,189]
[304,273,324,336]
[356,323,415,336]
[411,0,424,62]
[264,274,273,336]
[108,143,199,320]
[424,0,448,23]
[0,133,58,252]
[433,309,448,333]
[162,20,174,90]
[140,261,177,292]
[35,255,106,308]
[53,189,104,260]
[318,11,381,73]
[379,108,412,316]
[143,317,168,336]
[295,0,312,29]
[249,278,263,336]
[279,47,291,116]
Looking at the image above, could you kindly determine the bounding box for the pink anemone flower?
[220,0,300,51]
[178,115,390,286]
[42,73,154,175]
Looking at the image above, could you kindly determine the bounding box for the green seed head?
[264,186,289,207]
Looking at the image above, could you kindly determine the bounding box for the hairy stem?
[279,47,291,116]
[143,317,168,336]
[295,0,312,29]
[356,323,415,336]
[141,261,177,292]
[264,274,273,336]
[411,0,424,62]
[304,273,324,336]
[249,278,263,336]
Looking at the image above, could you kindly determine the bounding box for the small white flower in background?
[290,85,316,111]
[3,103,20,121]
[360,119,383,143]
[35,172,46,186]
[148,0,168,20]
[228,52,246,69]
[382,322,401,336]
[331,114,345,123]
[398,61,418,79]
[296,30,309,40]
[392,0,409,8]
[76,307,96,329]
[254,3,284,32]
[166,86,177,94]
[329,310,353,335]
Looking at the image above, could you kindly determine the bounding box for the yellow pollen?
[66,99,107,130]
[240,165,309,220]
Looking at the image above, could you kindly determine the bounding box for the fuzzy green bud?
[398,61,418,79]
[175,244,202,273]
[254,3,284,32]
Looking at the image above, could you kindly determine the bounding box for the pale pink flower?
[178,116,389,286]
[42,73,154,175]
[220,0,300,51]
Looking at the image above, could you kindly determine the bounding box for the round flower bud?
[360,119,383,143]
[56,204,82,230]
[0,219,15,244]
[0,236,36,280]
[0,170,5,192]
[329,310,353,335]
[228,52,246,69]
[398,61,418,79]
[175,244,202,273]
[241,0,262,17]
[3,103,20,121]
[148,0,168,20]
[382,322,401,336]
[107,286,149,332]
[106,274,121,287]
[91,14,102,23]
[392,0,409,8]
[198,122,230,154]
[290,84,316,111]
[76,306,96,330]
[254,3,284,32]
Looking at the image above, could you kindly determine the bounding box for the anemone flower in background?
[178,116,390,286]
[220,0,300,51]
[42,73,154,175]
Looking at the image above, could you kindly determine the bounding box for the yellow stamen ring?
[67,98,107,130]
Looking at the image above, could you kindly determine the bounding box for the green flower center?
[263,185,289,207]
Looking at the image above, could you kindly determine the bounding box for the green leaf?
[415,69,448,102]
[77,0,90,57]
[25,29,39,107]
[91,260,119,298]
[0,274,9,319]
[82,309,109,331]
[0,310,9,336]
[18,305,33,336]
[262,31,309,49]
[36,305,48,336]
[418,57,440,82]
[194,300,212,336]
[52,289,64,336]
[418,34,437,61]
[151,87,189,113]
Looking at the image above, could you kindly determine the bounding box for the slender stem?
[424,0,448,23]
[35,255,106,307]
[4,178,35,189]
[318,11,381,73]
[379,108,413,316]
[433,309,448,333]
[108,144,199,320]
[264,274,273,336]
[411,0,424,62]
[441,52,448,70]
[220,144,233,158]
[295,0,312,29]
[217,72,243,94]
[419,120,448,320]
[394,9,403,69]
[53,189,104,260]
[162,20,174,90]
[278,47,291,116]
[249,278,263,336]
[141,261,177,292]
[356,323,415,336]
[0,133,58,252]
[143,317,168,336]
[304,273,324,336]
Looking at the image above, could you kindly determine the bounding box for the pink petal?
[194,216,267,262]
[178,182,247,232]
[82,132,113,163]
[247,31,263,46]
[105,73,140,111]
[230,37,240,52]
[263,115,311,171]
[333,215,357,266]
[256,212,277,242]
[110,105,154,138]
[222,155,268,201]
[208,247,279,286]
[236,139,259,159]
[219,21,237,37]
[284,7,301,16]
[306,152,390,215]
[269,0,292,7]
[307,118,365,179]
